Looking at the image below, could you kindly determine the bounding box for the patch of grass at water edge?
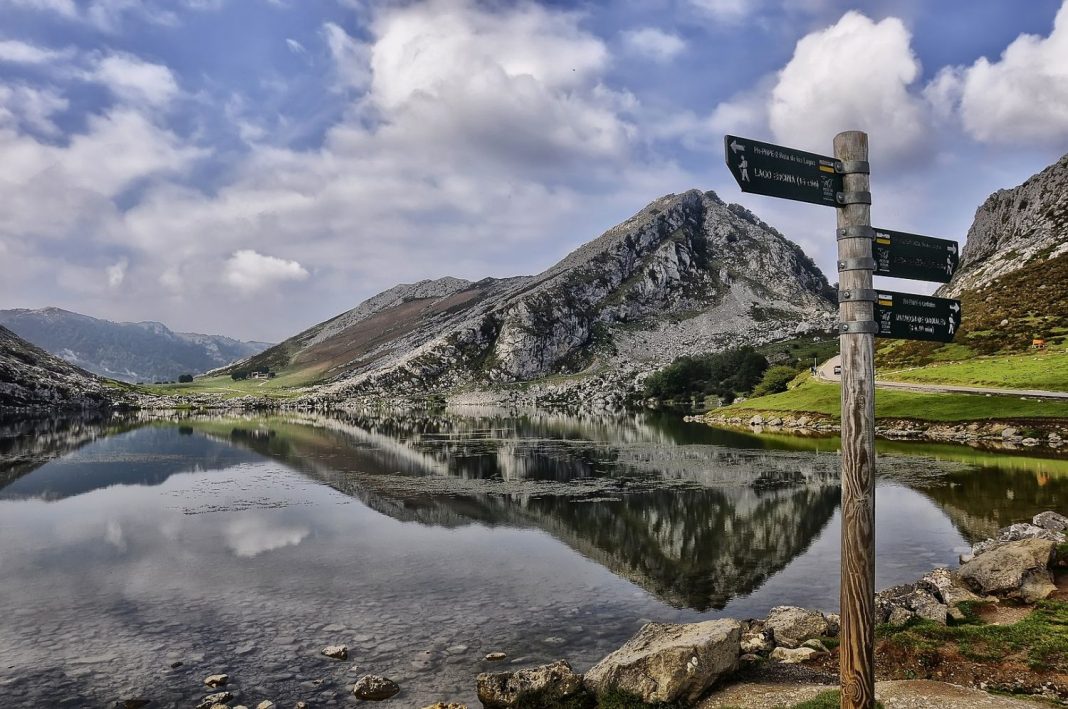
[786,691,885,709]
[717,375,1068,421]
[596,689,684,708]
[879,600,1068,672]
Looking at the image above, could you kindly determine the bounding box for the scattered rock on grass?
[764,607,829,648]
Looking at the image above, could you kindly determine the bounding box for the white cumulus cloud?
[689,0,754,23]
[89,52,180,107]
[769,12,928,161]
[622,27,686,63]
[0,39,74,64]
[224,250,310,294]
[931,1,1068,146]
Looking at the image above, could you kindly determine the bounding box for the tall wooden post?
[834,130,876,709]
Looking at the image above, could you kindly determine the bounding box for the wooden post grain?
[835,131,876,709]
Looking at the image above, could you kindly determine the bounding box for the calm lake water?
[0,410,1064,707]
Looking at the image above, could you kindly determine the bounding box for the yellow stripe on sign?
[878,300,893,306]
[875,238,890,244]
[819,165,835,173]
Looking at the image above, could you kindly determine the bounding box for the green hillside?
[877,253,1068,368]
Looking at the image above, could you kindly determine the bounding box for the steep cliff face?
[880,153,1068,366]
[0,326,123,414]
[941,153,1068,298]
[246,189,834,401]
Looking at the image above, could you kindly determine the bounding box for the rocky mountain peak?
[941,152,1068,297]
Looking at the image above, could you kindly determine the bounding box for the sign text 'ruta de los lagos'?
[724,134,842,207]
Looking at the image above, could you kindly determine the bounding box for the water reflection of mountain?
[907,465,1068,542]
[0,421,260,501]
[0,414,131,490]
[4,412,1063,609]
[208,413,842,610]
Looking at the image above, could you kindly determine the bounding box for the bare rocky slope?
[0,325,128,414]
[0,307,272,383]
[941,152,1068,298]
[882,152,1068,366]
[239,189,837,407]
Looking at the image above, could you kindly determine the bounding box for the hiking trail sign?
[873,290,962,342]
[722,130,967,709]
[724,134,842,207]
[873,228,959,283]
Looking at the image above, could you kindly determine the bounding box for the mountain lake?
[0,410,1064,707]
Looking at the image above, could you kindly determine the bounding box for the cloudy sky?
[1,0,1066,341]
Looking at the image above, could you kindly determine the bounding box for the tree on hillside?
[178,374,193,383]
[643,347,769,402]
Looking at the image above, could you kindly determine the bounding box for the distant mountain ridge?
[0,308,272,383]
[234,189,836,405]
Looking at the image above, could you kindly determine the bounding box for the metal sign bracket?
[835,160,870,175]
[838,320,879,335]
[836,191,872,205]
[837,257,876,272]
[837,226,875,240]
[838,288,878,303]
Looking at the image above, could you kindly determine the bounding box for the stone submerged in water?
[477,660,584,709]
[484,652,507,662]
[959,538,1057,603]
[582,619,741,705]
[203,674,229,688]
[322,645,349,660]
[353,675,400,701]
[763,606,829,648]
[196,692,232,709]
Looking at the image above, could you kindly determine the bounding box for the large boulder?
[970,523,1065,559]
[1033,510,1068,532]
[583,620,741,705]
[959,538,1057,603]
[764,607,829,648]
[476,660,585,709]
[906,588,949,625]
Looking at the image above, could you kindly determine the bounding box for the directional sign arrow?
[872,290,962,343]
[871,228,960,283]
[724,134,842,207]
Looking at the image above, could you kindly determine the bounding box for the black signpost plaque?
[873,290,962,342]
[724,135,842,207]
[873,228,959,283]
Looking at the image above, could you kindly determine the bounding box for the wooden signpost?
[725,131,961,709]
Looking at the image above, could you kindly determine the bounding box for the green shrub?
[751,365,799,396]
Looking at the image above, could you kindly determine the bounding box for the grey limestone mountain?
[0,307,272,383]
[0,325,124,414]
[940,152,1068,298]
[242,189,835,405]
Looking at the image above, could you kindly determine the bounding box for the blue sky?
[1,0,1066,341]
